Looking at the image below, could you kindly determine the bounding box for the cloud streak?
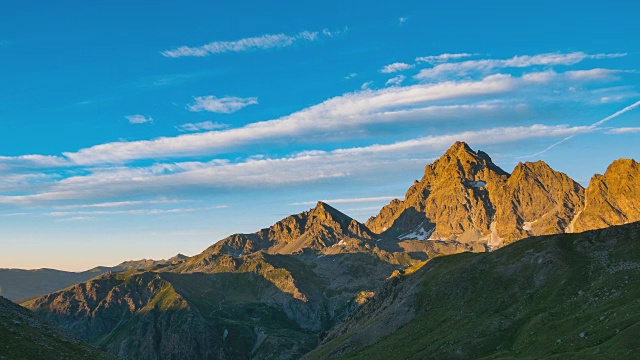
[188,96,258,113]
[0,123,597,205]
[162,30,322,58]
[380,62,414,73]
[176,121,229,132]
[415,52,626,80]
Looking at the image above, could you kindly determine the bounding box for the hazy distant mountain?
[22,142,640,359]
[0,254,187,301]
[306,221,640,359]
[0,295,114,359]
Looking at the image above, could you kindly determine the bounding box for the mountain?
[0,295,115,360]
[0,254,187,301]
[20,143,640,359]
[24,203,409,359]
[306,221,640,359]
[197,201,377,259]
[573,158,640,232]
[367,142,585,251]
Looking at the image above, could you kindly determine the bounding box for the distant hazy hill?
[0,295,115,359]
[0,254,186,301]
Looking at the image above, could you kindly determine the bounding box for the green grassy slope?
[307,222,640,359]
[0,296,115,360]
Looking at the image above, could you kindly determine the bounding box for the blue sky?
[1,0,639,270]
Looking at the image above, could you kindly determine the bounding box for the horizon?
[1,0,639,271]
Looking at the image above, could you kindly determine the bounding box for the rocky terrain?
[24,203,409,359]
[367,142,637,251]
[0,295,114,359]
[19,142,640,359]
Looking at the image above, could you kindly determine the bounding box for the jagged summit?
[196,201,375,261]
[573,157,640,232]
[367,142,584,247]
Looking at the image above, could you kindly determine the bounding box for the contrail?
[522,100,640,158]
[590,100,640,127]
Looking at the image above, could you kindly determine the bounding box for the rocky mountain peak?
[428,141,508,182]
[573,157,640,232]
[309,201,344,222]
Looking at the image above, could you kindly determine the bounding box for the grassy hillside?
[307,222,640,359]
[0,296,115,360]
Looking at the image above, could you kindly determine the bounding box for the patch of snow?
[469,180,487,188]
[399,226,434,240]
[523,222,533,231]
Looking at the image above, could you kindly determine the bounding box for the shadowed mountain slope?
[0,295,115,360]
[306,221,640,360]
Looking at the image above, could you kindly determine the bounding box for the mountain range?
[0,254,187,301]
[3,142,640,359]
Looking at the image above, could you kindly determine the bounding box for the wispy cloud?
[60,74,519,164]
[385,75,406,86]
[344,72,358,79]
[54,199,190,209]
[0,123,598,205]
[290,196,401,206]
[176,121,229,132]
[415,52,627,80]
[380,62,414,73]
[48,205,228,217]
[125,114,153,124]
[605,127,640,134]
[162,30,324,58]
[188,95,258,113]
[398,17,408,25]
[415,53,474,64]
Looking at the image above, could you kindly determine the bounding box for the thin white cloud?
[415,53,474,64]
[61,74,518,165]
[0,155,69,168]
[605,127,640,134]
[385,75,406,86]
[566,68,622,81]
[380,62,414,73]
[415,52,627,80]
[161,30,321,58]
[55,199,189,209]
[176,121,229,132]
[290,196,401,206]
[47,205,228,217]
[0,123,596,205]
[398,17,408,25]
[188,96,258,113]
[344,73,358,79]
[125,114,153,124]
